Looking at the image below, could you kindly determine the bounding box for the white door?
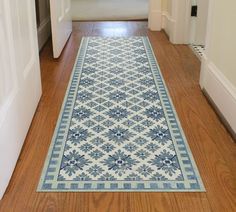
[50,0,72,58]
[0,0,42,199]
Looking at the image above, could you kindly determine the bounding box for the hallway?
[71,0,148,21]
[0,22,235,212]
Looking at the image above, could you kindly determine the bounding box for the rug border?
[37,36,205,192]
[142,37,205,192]
[37,37,88,191]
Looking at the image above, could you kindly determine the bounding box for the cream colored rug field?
[72,0,148,21]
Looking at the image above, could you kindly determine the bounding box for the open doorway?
[71,0,149,21]
[35,0,161,57]
[35,0,51,51]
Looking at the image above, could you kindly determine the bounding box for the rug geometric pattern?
[38,37,205,192]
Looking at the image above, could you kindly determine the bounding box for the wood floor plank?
[0,21,235,212]
[129,193,180,212]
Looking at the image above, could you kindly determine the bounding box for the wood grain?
[0,21,235,212]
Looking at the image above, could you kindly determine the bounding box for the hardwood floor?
[0,21,235,212]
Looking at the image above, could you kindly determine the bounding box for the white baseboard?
[37,17,51,51]
[161,12,175,42]
[200,55,236,135]
[148,10,162,31]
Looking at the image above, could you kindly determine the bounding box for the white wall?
[162,0,172,15]
[196,0,209,44]
[208,1,236,85]
[190,0,209,45]
[161,0,173,38]
[200,0,236,135]
[148,0,162,31]
[161,0,191,44]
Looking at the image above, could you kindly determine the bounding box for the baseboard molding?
[200,56,236,140]
[148,10,162,31]
[162,12,175,36]
[161,12,175,43]
[37,17,51,51]
[202,89,236,141]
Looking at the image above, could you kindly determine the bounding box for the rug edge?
[37,37,88,191]
[142,37,205,192]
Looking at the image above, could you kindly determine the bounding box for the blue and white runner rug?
[38,37,205,192]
